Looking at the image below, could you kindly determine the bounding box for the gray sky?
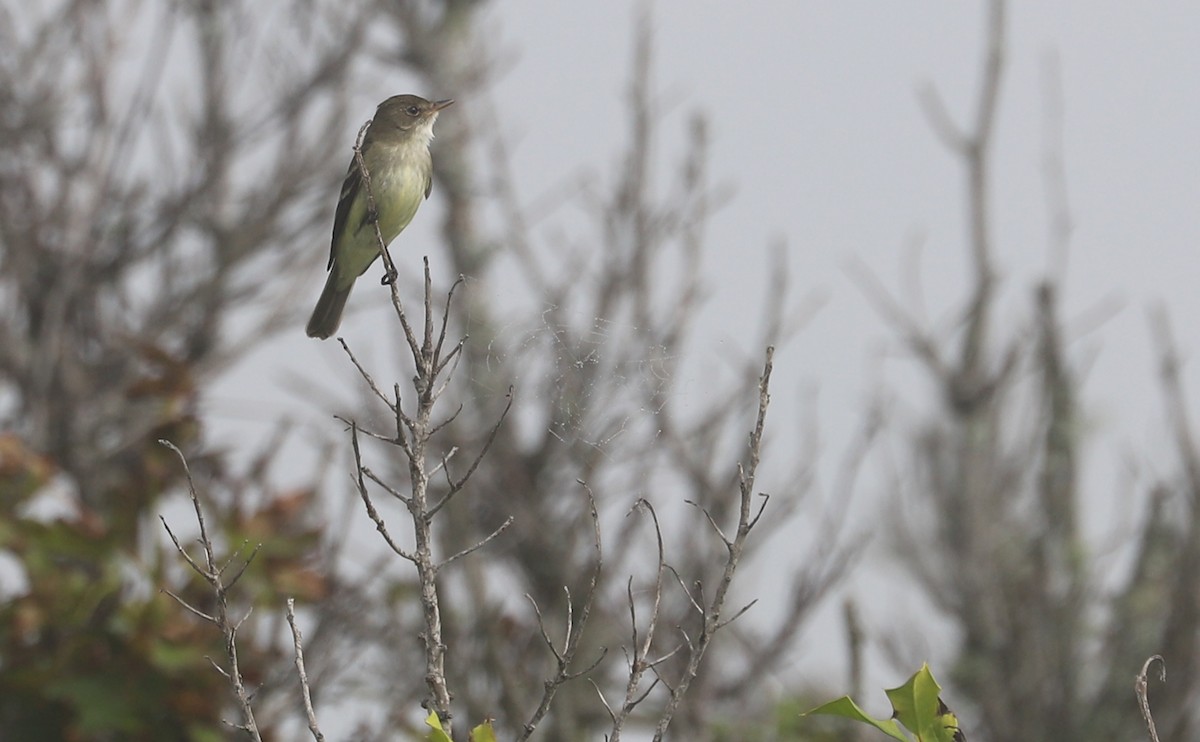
[478,0,1200,446]
[211,0,1200,701]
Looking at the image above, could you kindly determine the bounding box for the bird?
[306,94,453,339]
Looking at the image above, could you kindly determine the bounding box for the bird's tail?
[306,269,353,339]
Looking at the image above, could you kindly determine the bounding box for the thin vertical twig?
[286,598,325,742]
[607,497,670,742]
[519,484,607,741]
[1136,655,1164,742]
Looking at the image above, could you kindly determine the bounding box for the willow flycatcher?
[306,94,453,339]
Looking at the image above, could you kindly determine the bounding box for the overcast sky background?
[210,1,1200,699]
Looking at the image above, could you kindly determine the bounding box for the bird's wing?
[326,145,368,270]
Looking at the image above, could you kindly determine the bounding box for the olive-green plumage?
[306,94,453,339]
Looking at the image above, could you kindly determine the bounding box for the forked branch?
[158,440,263,741]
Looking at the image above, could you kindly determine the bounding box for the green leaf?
[802,695,910,741]
[469,719,497,742]
[425,711,453,742]
[932,698,965,742]
[884,664,962,742]
[423,712,498,742]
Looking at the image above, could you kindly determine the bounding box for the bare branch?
[1136,655,1165,742]
[428,387,514,518]
[684,499,730,547]
[286,599,326,742]
[592,680,617,723]
[159,588,215,623]
[361,466,413,505]
[845,255,947,378]
[609,496,669,741]
[432,274,467,375]
[159,440,262,741]
[348,423,416,562]
[438,516,513,568]
[917,82,969,153]
[223,543,263,589]
[666,566,703,618]
[715,599,758,631]
[158,516,206,576]
[650,346,774,741]
[338,338,401,415]
[519,484,606,740]
[335,247,479,734]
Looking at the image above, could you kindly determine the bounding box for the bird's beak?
[431,98,455,112]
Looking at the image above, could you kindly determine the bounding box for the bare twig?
[428,387,514,518]
[519,484,607,741]
[430,273,465,370]
[158,440,263,741]
[1136,655,1164,742]
[649,345,774,740]
[361,466,413,506]
[286,599,325,742]
[349,423,416,562]
[438,516,513,568]
[608,497,670,741]
[337,338,402,415]
[845,255,946,377]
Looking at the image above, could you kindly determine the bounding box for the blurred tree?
[868,1,1200,740]
[0,0,373,737]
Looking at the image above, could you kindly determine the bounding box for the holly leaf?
[885,664,963,742]
[802,694,910,741]
[425,711,453,742]
[469,719,497,742]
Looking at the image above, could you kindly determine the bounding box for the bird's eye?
[406,106,420,116]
